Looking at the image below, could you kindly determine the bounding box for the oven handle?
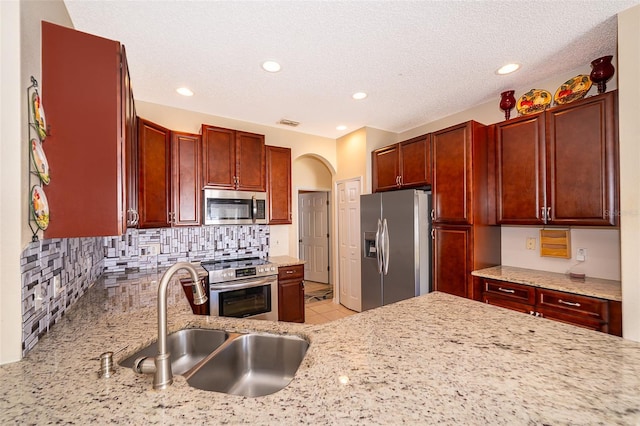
[209,276,276,292]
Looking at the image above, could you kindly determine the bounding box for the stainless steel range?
[201,257,278,321]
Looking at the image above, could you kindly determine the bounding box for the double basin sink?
[120,328,309,397]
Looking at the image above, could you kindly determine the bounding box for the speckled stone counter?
[472,265,622,301]
[2,269,640,425]
[268,255,305,267]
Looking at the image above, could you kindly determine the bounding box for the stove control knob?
[258,267,264,273]
[270,266,276,272]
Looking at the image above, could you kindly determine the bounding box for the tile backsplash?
[21,237,104,355]
[20,225,269,356]
[103,225,270,272]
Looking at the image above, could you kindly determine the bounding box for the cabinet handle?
[498,287,515,294]
[541,207,547,223]
[546,207,551,221]
[430,209,435,221]
[558,299,581,307]
[286,270,294,274]
[529,311,535,315]
[431,229,435,240]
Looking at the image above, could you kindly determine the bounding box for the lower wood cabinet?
[179,277,209,316]
[278,264,305,323]
[479,278,621,336]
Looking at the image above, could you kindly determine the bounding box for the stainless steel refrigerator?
[360,189,431,311]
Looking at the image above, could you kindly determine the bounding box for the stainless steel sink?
[185,333,309,397]
[119,328,228,375]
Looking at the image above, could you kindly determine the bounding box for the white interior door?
[299,192,329,283]
[337,179,361,312]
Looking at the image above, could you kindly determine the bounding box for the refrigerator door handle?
[376,219,383,274]
[382,218,390,275]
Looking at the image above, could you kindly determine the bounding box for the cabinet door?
[495,114,546,224]
[171,132,202,226]
[202,125,236,189]
[278,279,305,323]
[235,131,266,191]
[399,134,430,188]
[432,225,470,298]
[122,46,138,228]
[42,22,126,238]
[372,145,400,192]
[138,118,171,228]
[266,146,292,224]
[546,91,618,226]
[432,123,472,224]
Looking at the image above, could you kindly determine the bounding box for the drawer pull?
[558,299,581,307]
[286,270,294,274]
[498,287,515,294]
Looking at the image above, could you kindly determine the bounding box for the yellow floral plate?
[31,138,50,185]
[31,92,47,141]
[31,185,49,230]
[554,74,592,105]
[516,89,552,115]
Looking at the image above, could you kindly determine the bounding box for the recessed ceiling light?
[262,60,281,73]
[336,125,347,131]
[352,92,367,100]
[176,87,194,96]
[496,63,520,75]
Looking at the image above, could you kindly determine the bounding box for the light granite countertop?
[472,265,622,301]
[267,255,305,267]
[2,268,640,425]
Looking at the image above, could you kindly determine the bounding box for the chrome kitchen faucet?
[133,262,208,390]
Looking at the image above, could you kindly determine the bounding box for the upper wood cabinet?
[372,134,430,192]
[42,22,131,238]
[495,91,618,226]
[432,121,490,225]
[202,125,266,191]
[171,131,202,226]
[137,118,171,228]
[266,146,292,225]
[122,46,139,229]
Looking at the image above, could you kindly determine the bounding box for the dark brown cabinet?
[137,118,171,228]
[42,22,133,238]
[122,46,139,228]
[431,121,501,298]
[495,91,618,226]
[202,125,266,191]
[171,132,202,226]
[479,277,622,336]
[372,134,430,192]
[278,264,305,323]
[266,146,292,224]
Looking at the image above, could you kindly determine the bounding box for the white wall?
[618,4,640,341]
[1,0,73,365]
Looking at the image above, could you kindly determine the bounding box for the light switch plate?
[526,237,536,250]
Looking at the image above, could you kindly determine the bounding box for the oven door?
[209,276,278,320]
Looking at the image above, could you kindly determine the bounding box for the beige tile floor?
[304,281,357,324]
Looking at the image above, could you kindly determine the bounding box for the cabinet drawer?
[278,264,304,281]
[483,293,534,314]
[483,279,536,305]
[536,288,608,322]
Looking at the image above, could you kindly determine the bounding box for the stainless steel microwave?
[203,189,267,225]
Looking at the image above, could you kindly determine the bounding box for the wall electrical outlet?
[53,274,64,298]
[139,243,161,256]
[576,248,587,261]
[33,283,43,310]
[526,237,536,250]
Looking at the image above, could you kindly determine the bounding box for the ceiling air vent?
[278,119,300,127]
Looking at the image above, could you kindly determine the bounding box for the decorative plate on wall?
[31,138,50,184]
[31,92,47,141]
[554,75,592,105]
[31,185,50,230]
[516,89,552,115]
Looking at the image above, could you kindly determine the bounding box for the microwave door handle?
[252,196,257,223]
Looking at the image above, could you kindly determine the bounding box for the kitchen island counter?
[1,271,639,425]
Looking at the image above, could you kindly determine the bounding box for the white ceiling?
[63,0,639,139]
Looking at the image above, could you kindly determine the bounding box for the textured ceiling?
[63,0,639,139]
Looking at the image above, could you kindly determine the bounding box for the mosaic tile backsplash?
[20,225,269,356]
[21,237,104,355]
[103,225,270,272]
